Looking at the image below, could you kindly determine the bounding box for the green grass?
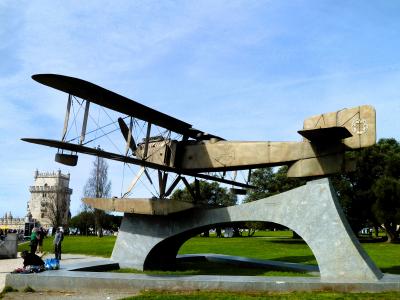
[121,290,400,300]
[18,235,115,257]
[17,232,400,299]
[178,235,317,265]
[19,231,400,276]
[362,242,400,274]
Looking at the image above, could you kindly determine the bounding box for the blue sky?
[1,1,399,218]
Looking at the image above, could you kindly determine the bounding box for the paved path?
[0,255,22,291]
[0,253,136,299]
[3,253,400,298]
[0,252,101,290]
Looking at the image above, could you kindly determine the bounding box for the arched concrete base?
[111,178,383,282]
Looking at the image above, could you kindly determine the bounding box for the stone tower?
[28,170,72,228]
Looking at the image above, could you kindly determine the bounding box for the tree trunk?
[374,225,380,238]
[233,227,241,237]
[384,223,398,243]
[94,208,103,238]
[248,228,256,236]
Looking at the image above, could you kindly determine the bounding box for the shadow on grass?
[270,255,316,264]
[358,237,388,243]
[381,266,400,275]
[115,259,313,277]
[267,239,307,245]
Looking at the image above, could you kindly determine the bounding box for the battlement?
[29,185,73,194]
[34,169,70,180]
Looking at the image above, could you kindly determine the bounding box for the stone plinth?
[111,178,383,282]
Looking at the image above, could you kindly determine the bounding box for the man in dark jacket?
[21,250,44,268]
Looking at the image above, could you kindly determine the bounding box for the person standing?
[30,227,38,254]
[37,227,46,253]
[53,227,63,260]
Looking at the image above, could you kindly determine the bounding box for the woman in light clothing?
[53,227,63,260]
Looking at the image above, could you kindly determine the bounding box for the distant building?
[27,170,73,228]
[0,212,25,231]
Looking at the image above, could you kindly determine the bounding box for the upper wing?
[32,74,224,141]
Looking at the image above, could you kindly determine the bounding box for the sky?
[1,0,399,218]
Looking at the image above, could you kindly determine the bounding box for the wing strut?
[158,170,169,198]
[61,94,72,141]
[143,123,152,159]
[143,168,153,185]
[80,100,90,145]
[247,169,252,184]
[181,177,196,202]
[118,117,137,153]
[122,166,145,198]
[164,175,182,198]
[194,179,201,204]
[125,117,134,155]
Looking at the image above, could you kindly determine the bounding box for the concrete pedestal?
[111,178,382,282]
[0,233,18,259]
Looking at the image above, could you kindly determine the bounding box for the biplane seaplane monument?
[23,74,382,282]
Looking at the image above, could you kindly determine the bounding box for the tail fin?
[302,105,376,149]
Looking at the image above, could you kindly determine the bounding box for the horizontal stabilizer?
[298,126,352,142]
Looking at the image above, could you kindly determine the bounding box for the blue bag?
[44,258,60,270]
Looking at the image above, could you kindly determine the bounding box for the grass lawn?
[120,290,400,300]
[17,232,400,299]
[19,231,400,276]
[178,235,317,265]
[18,235,116,257]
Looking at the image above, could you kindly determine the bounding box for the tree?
[45,192,69,230]
[331,139,400,242]
[83,156,112,237]
[69,211,95,235]
[243,167,305,237]
[171,180,237,236]
[69,211,121,235]
[372,177,400,242]
[171,180,237,207]
[244,166,306,203]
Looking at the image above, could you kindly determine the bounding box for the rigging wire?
[82,127,121,145]
[60,96,198,199]
[67,115,129,143]
[67,97,83,141]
